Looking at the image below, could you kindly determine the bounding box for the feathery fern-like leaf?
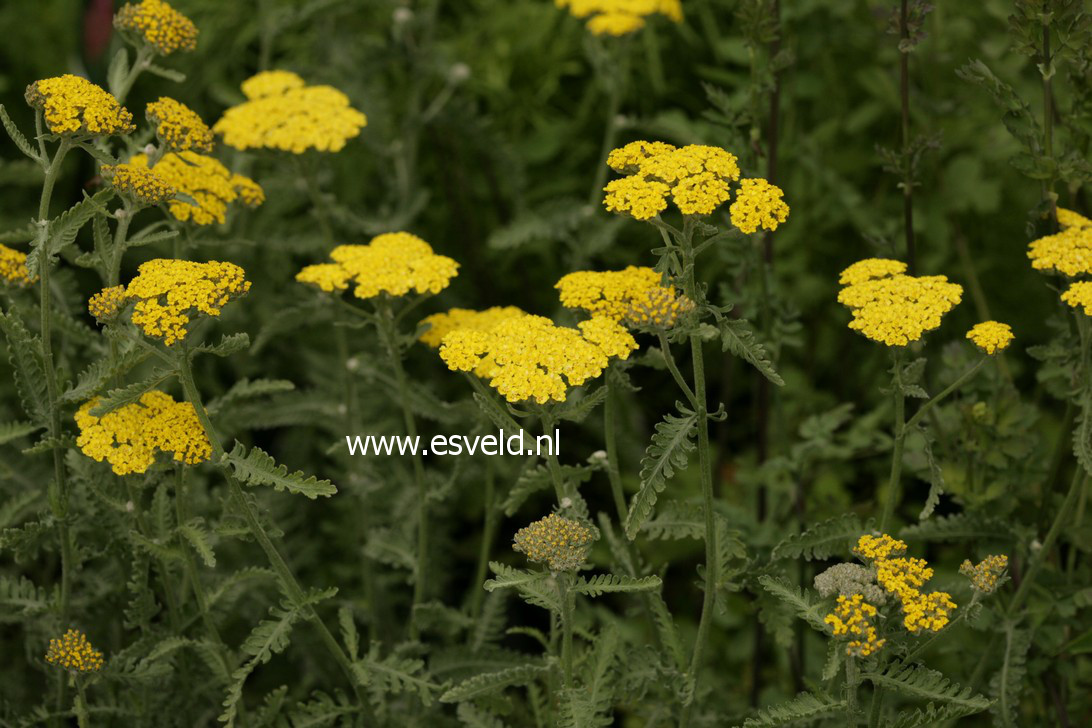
[440,663,550,703]
[771,513,863,561]
[864,661,991,711]
[757,575,829,632]
[624,404,698,539]
[735,691,844,727]
[224,441,337,499]
[571,574,662,598]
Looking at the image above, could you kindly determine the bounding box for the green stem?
[540,411,569,504]
[1041,13,1056,225]
[846,653,860,723]
[867,684,884,728]
[657,332,697,406]
[470,459,497,616]
[879,353,906,532]
[903,592,978,664]
[106,206,133,287]
[174,466,228,652]
[559,573,575,689]
[905,358,988,431]
[898,0,916,274]
[112,45,154,105]
[603,377,629,523]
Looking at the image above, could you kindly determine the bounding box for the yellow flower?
[146,97,214,153]
[76,391,212,474]
[419,306,527,349]
[854,533,957,634]
[1057,207,1092,230]
[213,71,367,153]
[606,140,679,173]
[960,555,1008,594]
[875,557,934,603]
[0,244,35,286]
[1062,281,1092,316]
[555,266,692,329]
[966,321,1014,355]
[513,513,596,572]
[124,259,251,345]
[297,232,458,300]
[901,591,956,633]
[1028,227,1092,277]
[25,75,134,136]
[837,258,963,347]
[440,314,637,403]
[88,285,127,322]
[102,162,176,206]
[824,594,885,657]
[129,152,263,225]
[45,629,104,673]
[114,0,198,55]
[852,533,907,561]
[603,176,670,220]
[729,178,790,234]
[556,0,683,36]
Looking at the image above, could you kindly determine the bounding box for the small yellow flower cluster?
[440,314,637,403]
[118,259,250,345]
[513,513,596,572]
[959,554,1008,593]
[837,258,963,347]
[1062,281,1092,316]
[45,629,104,673]
[555,0,683,36]
[1028,228,1092,277]
[1057,207,1092,230]
[966,321,1014,355]
[729,178,790,234]
[297,232,459,300]
[875,557,934,602]
[555,266,692,329]
[824,594,885,657]
[0,244,34,286]
[902,591,958,633]
[857,534,956,634]
[114,0,197,55]
[146,97,214,153]
[604,141,743,219]
[102,162,176,206]
[852,533,907,561]
[88,285,127,321]
[76,391,212,474]
[214,70,367,153]
[129,152,264,225]
[418,306,527,349]
[25,75,134,136]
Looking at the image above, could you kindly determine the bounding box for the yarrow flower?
[966,321,1014,355]
[418,306,527,349]
[114,0,198,55]
[555,0,683,36]
[824,594,885,657]
[440,314,637,403]
[856,533,956,634]
[814,563,887,605]
[1027,226,1092,277]
[297,232,458,300]
[88,285,127,321]
[959,554,1008,594]
[102,162,176,206]
[837,258,963,346]
[1057,207,1092,230]
[45,629,104,673]
[1061,281,1092,316]
[555,266,693,329]
[146,97,214,153]
[0,244,35,286]
[76,391,212,475]
[25,75,134,136]
[853,533,907,561]
[128,152,264,225]
[729,178,790,234]
[213,70,367,153]
[513,513,596,572]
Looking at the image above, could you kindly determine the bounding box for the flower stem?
[846,652,860,723]
[469,459,497,616]
[879,352,906,532]
[558,573,575,689]
[603,377,628,525]
[898,0,916,274]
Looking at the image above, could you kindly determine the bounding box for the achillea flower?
[513,513,596,572]
[556,0,683,36]
[555,266,692,329]
[45,629,104,673]
[0,244,35,286]
[813,563,887,605]
[213,70,367,153]
[1057,208,1092,230]
[837,258,963,346]
[839,258,908,286]
[1062,281,1092,316]
[603,176,670,220]
[114,0,197,55]
[960,555,1008,594]
[824,594,885,657]
[25,75,134,136]
[853,533,907,561]
[297,232,458,299]
[440,314,637,403]
[102,162,175,206]
[875,557,934,603]
[966,321,1014,355]
[418,306,527,349]
[146,97,214,153]
[123,259,251,345]
[1028,227,1092,277]
[729,178,790,234]
[901,591,956,633]
[129,152,263,225]
[88,285,127,321]
[76,391,212,474]
[854,533,957,635]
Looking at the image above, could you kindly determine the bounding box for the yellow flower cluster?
[129,152,264,225]
[45,629,104,673]
[513,513,596,572]
[729,178,790,234]
[88,285,127,321]
[102,162,176,206]
[0,244,34,286]
[297,232,458,300]
[1028,226,1092,277]
[1058,207,1092,230]
[959,554,1008,594]
[25,75,134,136]
[966,321,1014,355]
[419,306,527,349]
[1062,281,1092,316]
[440,314,637,403]
[120,259,251,345]
[603,141,742,219]
[146,97,214,153]
[857,534,956,634]
[852,533,907,561]
[76,391,212,474]
[555,0,683,36]
[555,266,692,329]
[839,258,908,286]
[837,258,963,346]
[902,591,958,633]
[213,70,367,153]
[114,0,197,55]
[824,594,885,657]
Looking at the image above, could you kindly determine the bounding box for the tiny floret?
[102,162,176,206]
[45,629,105,673]
[129,152,263,225]
[1057,208,1092,230]
[297,232,458,300]
[146,97,214,153]
[88,285,127,322]
[1061,281,1092,316]
[853,533,907,561]
[959,554,1008,594]
[1028,227,1092,277]
[966,321,1013,355]
[824,594,885,657]
[813,563,887,605]
[418,306,527,349]
[555,0,683,36]
[26,75,134,136]
[555,266,692,329]
[114,0,198,55]
[513,513,596,572]
[729,178,790,234]
[0,244,35,286]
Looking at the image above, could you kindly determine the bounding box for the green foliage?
[624,404,698,539]
[771,513,863,561]
[223,441,337,499]
[733,692,844,727]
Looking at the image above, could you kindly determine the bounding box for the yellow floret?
[45,630,104,673]
[1028,227,1092,277]
[1062,281,1092,316]
[114,0,198,55]
[129,152,263,225]
[966,321,1014,355]
[419,306,527,348]
[513,513,596,571]
[146,97,213,153]
[555,266,692,329]
[823,594,885,657]
[837,260,963,347]
[88,285,128,321]
[729,178,790,234]
[959,555,1008,593]
[102,162,176,205]
[555,0,683,35]
[1057,208,1092,230]
[0,244,35,286]
[124,259,251,345]
[25,75,134,136]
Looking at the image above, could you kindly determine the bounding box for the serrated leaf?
[900,512,1012,542]
[472,391,521,432]
[757,575,828,632]
[865,661,991,712]
[28,189,113,278]
[440,663,550,703]
[771,513,863,561]
[62,347,152,403]
[194,333,251,358]
[624,404,698,539]
[0,104,40,162]
[89,367,175,416]
[219,601,302,727]
[0,421,41,445]
[735,692,845,727]
[571,573,661,597]
[555,385,608,424]
[717,314,784,386]
[223,441,337,499]
[0,311,48,423]
[502,464,593,516]
[206,378,296,415]
[484,562,560,613]
[179,519,217,567]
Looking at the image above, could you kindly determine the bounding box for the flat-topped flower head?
[1,244,35,286]
[966,321,1013,355]
[838,258,963,346]
[556,0,683,36]
[1062,281,1092,316]
[102,162,176,206]
[1057,207,1092,230]
[902,591,956,633]
[129,152,264,225]
[297,232,458,300]
[440,314,637,403]
[513,513,596,572]
[960,555,1008,594]
[853,533,907,562]
[26,75,134,136]
[555,266,692,329]
[76,391,212,474]
[729,178,790,234]
[114,0,198,55]
[88,285,127,322]
[45,629,104,673]
[813,563,887,605]
[123,259,250,345]
[214,70,367,153]
[146,97,214,153]
[1028,227,1092,276]
[824,594,885,657]
[419,306,527,349]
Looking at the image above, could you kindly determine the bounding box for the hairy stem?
[880,351,906,531]
[899,0,916,274]
[559,573,575,690]
[470,459,497,616]
[603,377,628,526]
